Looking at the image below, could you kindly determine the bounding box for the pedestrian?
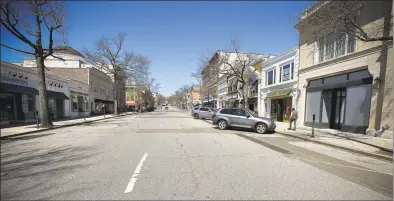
[288,108,298,131]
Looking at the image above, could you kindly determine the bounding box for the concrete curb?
[0,113,135,140]
[296,127,393,153]
[276,131,393,162]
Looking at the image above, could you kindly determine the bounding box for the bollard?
[36,111,39,129]
[311,114,315,138]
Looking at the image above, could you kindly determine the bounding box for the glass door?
[270,99,277,121]
[329,88,346,129]
[277,99,284,122]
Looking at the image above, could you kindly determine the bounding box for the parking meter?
[312,114,316,138]
[36,111,39,129]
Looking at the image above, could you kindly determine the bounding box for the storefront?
[266,88,293,122]
[304,69,372,134]
[248,97,258,112]
[0,83,38,124]
[0,64,38,124]
[92,99,114,115]
[45,77,70,120]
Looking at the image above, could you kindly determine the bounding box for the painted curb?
[276,131,393,162]
[0,113,135,140]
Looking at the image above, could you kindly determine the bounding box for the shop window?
[78,95,84,112]
[349,70,371,81]
[308,79,323,88]
[345,85,372,128]
[27,94,34,112]
[72,94,78,112]
[305,91,321,123]
[323,74,347,85]
[84,96,89,111]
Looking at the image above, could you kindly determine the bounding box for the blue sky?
[1,1,313,96]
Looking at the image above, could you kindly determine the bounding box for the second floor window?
[280,62,294,82]
[266,69,276,86]
[318,32,356,63]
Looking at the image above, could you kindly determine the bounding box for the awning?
[0,83,38,95]
[126,101,136,106]
[94,98,114,104]
[266,88,292,98]
[47,90,69,100]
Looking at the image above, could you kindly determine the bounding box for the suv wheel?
[218,120,228,130]
[256,123,268,134]
[194,113,199,119]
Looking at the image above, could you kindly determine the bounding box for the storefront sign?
[22,94,29,113]
[1,73,29,86]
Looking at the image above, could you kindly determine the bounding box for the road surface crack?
[175,135,200,195]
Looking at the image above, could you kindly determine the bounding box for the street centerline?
[124,153,148,194]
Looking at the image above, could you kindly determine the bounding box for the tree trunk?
[36,56,52,127]
[243,81,249,109]
[113,75,119,115]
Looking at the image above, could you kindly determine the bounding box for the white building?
[258,46,299,123]
[13,46,115,116]
[0,61,86,124]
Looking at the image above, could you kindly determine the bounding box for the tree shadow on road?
[1,143,102,200]
[1,133,56,144]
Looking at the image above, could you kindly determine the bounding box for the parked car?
[192,107,215,120]
[212,108,276,134]
[190,107,200,116]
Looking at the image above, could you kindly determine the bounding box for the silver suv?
[192,107,215,120]
[212,108,276,134]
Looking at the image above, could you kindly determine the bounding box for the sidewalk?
[274,121,393,160]
[0,112,136,139]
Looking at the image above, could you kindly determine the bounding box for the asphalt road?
[1,107,392,200]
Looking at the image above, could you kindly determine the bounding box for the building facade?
[259,46,299,123]
[0,61,73,124]
[16,46,116,115]
[217,75,228,108]
[186,85,201,109]
[295,1,392,136]
[47,67,114,116]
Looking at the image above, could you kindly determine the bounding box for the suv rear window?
[199,108,209,111]
[220,109,228,114]
[193,107,199,110]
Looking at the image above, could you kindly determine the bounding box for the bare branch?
[1,43,35,55]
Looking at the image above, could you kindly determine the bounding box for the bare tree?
[191,55,205,87]
[145,77,160,94]
[85,33,150,115]
[299,1,392,42]
[170,84,190,108]
[157,93,166,105]
[1,0,66,127]
[201,38,265,108]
